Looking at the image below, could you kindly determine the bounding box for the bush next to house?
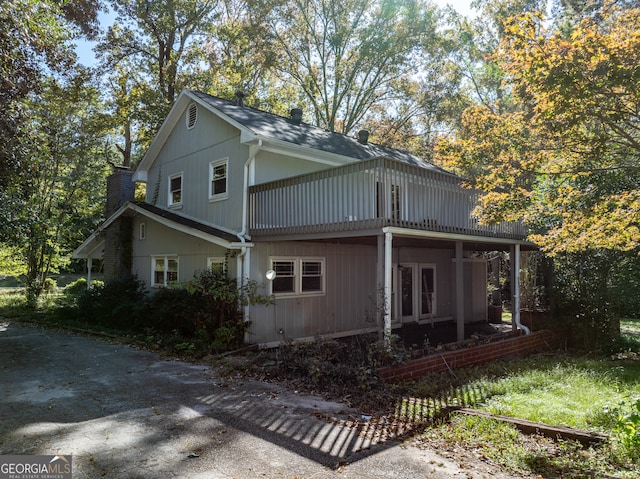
[60,271,272,355]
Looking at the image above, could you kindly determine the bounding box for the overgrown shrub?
[74,276,147,330]
[613,397,640,463]
[553,251,622,351]
[60,270,271,355]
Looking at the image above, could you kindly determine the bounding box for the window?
[272,260,295,293]
[269,257,325,296]
[209,159,228,201]
[301,260,323,292]
[186,102,198,129]
[207,257,226,275]
[376,182,401,220]
[420,266,435,316]
[152,256,178,287]
[168,173,182,207]
[139,222,146,240]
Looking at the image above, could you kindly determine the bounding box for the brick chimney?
[106,166,135,217]
[104,167,135,281]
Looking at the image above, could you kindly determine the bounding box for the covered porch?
[248,156,534,344]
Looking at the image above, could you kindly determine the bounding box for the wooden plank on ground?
[448,407,609,446]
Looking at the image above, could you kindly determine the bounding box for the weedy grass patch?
[411,320,640,478]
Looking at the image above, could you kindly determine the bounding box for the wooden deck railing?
[248,157,526,239]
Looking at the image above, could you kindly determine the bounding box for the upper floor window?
[209,159,228,201]
[168,172,183,207]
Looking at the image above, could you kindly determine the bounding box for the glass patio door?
[397,263,436,323]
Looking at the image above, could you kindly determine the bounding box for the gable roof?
[72,201,246,260]
[134,89,448,181]
[189,90,444,171]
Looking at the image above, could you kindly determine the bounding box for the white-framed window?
[168,172,183,207]
[395,263,437,321]
[209,159,228,201]
[152,256,179,287]
[186,102,198,129]
[269,257,325,296]
[207,256,226,275]
[139,222,146,240]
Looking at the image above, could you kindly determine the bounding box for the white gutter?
[236,140,262,290]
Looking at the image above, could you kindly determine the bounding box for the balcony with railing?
[248,157,526,240]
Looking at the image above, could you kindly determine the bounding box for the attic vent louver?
[186,102,198,129]
[235,90,245,106]
[290,108,303,125]
[357,129,370,145]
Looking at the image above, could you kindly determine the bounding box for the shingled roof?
[188,90,446,173]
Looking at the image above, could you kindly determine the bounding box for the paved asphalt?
[0,321,516,478]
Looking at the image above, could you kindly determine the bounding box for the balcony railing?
[248,157,526,240]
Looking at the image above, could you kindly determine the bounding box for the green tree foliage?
[438,4,640,255]
[0,0,74,192]
[96,0,220,165]
[3,75,111,301]
[263,0,439,134]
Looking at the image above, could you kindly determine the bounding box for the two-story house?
[74,89,533,347]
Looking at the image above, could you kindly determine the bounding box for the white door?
[396,263,436,323]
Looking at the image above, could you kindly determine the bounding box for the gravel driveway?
[0,320,519,478]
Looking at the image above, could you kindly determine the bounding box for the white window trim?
[269,257,325,297]
[393,262,437,320]
[151,255,179,287]
[168,172,183,208]
[207,256,226,274]
[209,158,229,202]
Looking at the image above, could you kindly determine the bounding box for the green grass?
[412,319,640,478]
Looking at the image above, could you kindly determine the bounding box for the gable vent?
[186,102,198,129]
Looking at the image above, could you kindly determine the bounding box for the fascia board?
[126,203,240,249]
[72,231,104,259]
[255,137,355,167]
[133,91,193,182]
[382,226,535,247]
[134,89,259,183]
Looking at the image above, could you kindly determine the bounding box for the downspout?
[236,140,262,308]
[512,243,530,335]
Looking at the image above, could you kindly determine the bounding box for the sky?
[74,1,477,67]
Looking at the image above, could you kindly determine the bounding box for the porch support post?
[383,230,393,345]
[377,234,385,340]
[455,241,465,342]
[86,258,93,289]
[511,243,523,332]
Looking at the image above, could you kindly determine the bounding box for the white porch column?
[510,243,529,334]
[377,234,385,340]
[86,258,93,289]
[513,244,520,329]
[455,241,465,342]
[383,230,393,344]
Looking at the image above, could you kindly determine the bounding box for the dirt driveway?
[0,321,524,478]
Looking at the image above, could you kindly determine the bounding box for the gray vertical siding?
[247,241,379,345]
[145,104,247,231]
[131,216,235,288]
